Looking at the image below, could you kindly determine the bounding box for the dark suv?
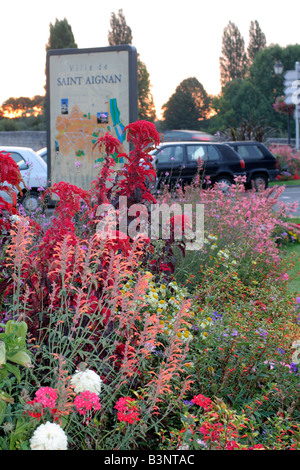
[151,141,246,189]
[226,141,278,189]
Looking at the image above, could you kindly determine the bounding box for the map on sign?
[55,98,126,165]
[47,46,138,192]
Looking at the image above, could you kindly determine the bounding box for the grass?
[270,179,300,187]
[283,242,300,294]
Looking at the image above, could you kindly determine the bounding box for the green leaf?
[0,401,7,426]
[6,350,32,368]
[4,362,21,382]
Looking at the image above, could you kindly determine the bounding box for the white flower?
[10,214,21,223]
[30,422,68,450]
[71,369,102,395]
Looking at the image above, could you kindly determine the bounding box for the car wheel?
[19,190,43,215]
[251,174,268,191]
[214,175,233,191]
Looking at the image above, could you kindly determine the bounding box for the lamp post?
[274,61,291,145]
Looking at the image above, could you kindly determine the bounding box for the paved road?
[43,185,300,218]
[276,185,300,217]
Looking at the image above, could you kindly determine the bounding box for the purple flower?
[290,363,298,374]
[256,328,268,337]
[211,311,223,321]
[183,400,194,408]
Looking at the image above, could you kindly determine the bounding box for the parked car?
[161,129,216,142]
[36,147,47,164]
[0,146,48,214]
[150,141,246,190]
[225,141,279,189]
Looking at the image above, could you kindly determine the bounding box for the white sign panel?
[284,70,298,81]
[46,46,138,191]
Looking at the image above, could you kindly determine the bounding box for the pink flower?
[114,397,140,424]
[74,390,102,416]
[35,387,58,409]
[191,394,213,411]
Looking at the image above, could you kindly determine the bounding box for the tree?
[108,9,156,121]
[161,78,211,130]
[210,79,271,132]
[108,9,133,46]
[247,20,266,66]
[249,43,300,136]
[138,60,156,122]
[0,96,44,119]
[219,21,248,88]
[46,18,77,51]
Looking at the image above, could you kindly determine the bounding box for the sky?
[1,0,300,118]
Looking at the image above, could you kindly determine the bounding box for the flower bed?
[269,144,300,182]
[0,122,299,451]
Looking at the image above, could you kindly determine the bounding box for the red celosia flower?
[94,132,124,155]
[124,120,160,150]
[0,151,24,189]
[0,150,24,209]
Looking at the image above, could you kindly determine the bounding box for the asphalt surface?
[276,185,300,216]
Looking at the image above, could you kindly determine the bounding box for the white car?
[36,147,47,164]
[0,146,48,214]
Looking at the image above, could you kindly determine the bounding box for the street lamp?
[274,60,283,75]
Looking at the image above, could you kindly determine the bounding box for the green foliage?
[108,9,133,46]
[0,321,32,378]
[161,77,211,130]
[247,20,267,66]
[219,21,248,88]
[46,18,77,51]
[211,79,272,132]
[138,58,156,122]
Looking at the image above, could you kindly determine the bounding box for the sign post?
[284,61,300,149]
[46,45,138,192]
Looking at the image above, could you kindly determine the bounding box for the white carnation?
[71,369,102,395]
[30,421,68,450]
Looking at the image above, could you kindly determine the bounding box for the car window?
[157,145,183,163]
[8,152,29,170]
[187,145,206,161]
[236,145,264,159]
[187,145,220,162]
[206,146,220,161]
